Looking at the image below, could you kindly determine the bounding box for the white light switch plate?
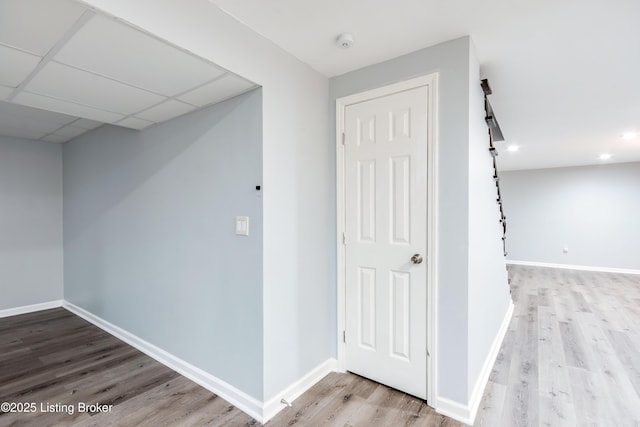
[235,216,249,236]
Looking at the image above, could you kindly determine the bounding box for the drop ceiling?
[210,0,640,171]
[0,0,257,143]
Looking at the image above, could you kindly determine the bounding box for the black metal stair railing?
[481,79,508,257]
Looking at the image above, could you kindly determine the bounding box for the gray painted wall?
[63,89,264,399]
[0,136,63,310]
[466,44,511,397]
[78,0,334,402]
[330,37,471,403]
[331,37,510,405]
[501,162,640,270]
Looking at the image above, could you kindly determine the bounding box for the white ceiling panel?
[0,44,41,87]
[0,100,76,126]
[14,91,125,123]
[0,123,45,140]
[41,134,69,143]
[0,85,13,99]
[71,118,103,130]
[25,62,166,115]
[0,0,86,56]
[115,116,155,130]
[178,74,256,107]
[52,125,88,139]
[55,14,227,96]
[208,0,640,170]
[135,100,197,123]
[0,112,62,134]
[0,3,260,143]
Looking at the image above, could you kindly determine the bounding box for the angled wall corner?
[466,39,512,420]
[0,136,63,310]
[77,0,336,419]
[63,89,264,400]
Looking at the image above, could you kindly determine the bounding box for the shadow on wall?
[63,90,261,241]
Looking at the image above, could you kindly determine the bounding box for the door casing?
[335,73,439,405]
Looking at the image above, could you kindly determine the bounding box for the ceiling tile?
[41,134,69,144]
[178,74,256,107]
[25,62,166,115]
[0,0,86,56]
[0,111,62,134]
[71,118,103,130]
[52,125,87,139]
[14,91,125,123]
[0,122,46,140]
[0,100,78,133]
[0,44,41,87]
[0,100,77,124]
[135,100,197,123]
[115,117,155,130]
[0,85,13,100]
[55,14,226,96]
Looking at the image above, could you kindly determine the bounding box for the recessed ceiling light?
[506,145,519,152]
[621,132,638,140]
[599,153,612,160]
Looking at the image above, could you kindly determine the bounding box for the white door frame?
[336,73,439,404]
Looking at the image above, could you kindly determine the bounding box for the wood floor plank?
[2,266,640,426]
[0,309,258,426]
[537,394,576,426]
[473,381,505,427]
[558,320,590,370]
[608,329,640,397]
[537,306,573,405]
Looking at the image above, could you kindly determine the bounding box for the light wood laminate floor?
[476,265,640,427]
[1,265,639,426]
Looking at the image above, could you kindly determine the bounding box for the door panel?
[344,85,429,399]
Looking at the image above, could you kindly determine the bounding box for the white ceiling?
[0,0,256,143]
[210,0,640,171]
[2,0,638,170]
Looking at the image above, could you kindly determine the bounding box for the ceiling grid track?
[7,10,96,102]
[0,1,257,143]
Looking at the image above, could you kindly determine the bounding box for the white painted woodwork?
[344,85,429,399]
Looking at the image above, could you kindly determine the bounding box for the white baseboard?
[506,260,640,275]
[263,358,338,422]
[0,300,63,319]
[4,300,341,424]
[62,301,265,422]
[436,396,474,425]
[467,300,514,423]
[62,301,337,424]
[435,300,514,425]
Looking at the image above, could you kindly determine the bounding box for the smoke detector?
[336,33,354,49]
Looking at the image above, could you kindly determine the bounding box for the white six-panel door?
[344,85,429,399]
